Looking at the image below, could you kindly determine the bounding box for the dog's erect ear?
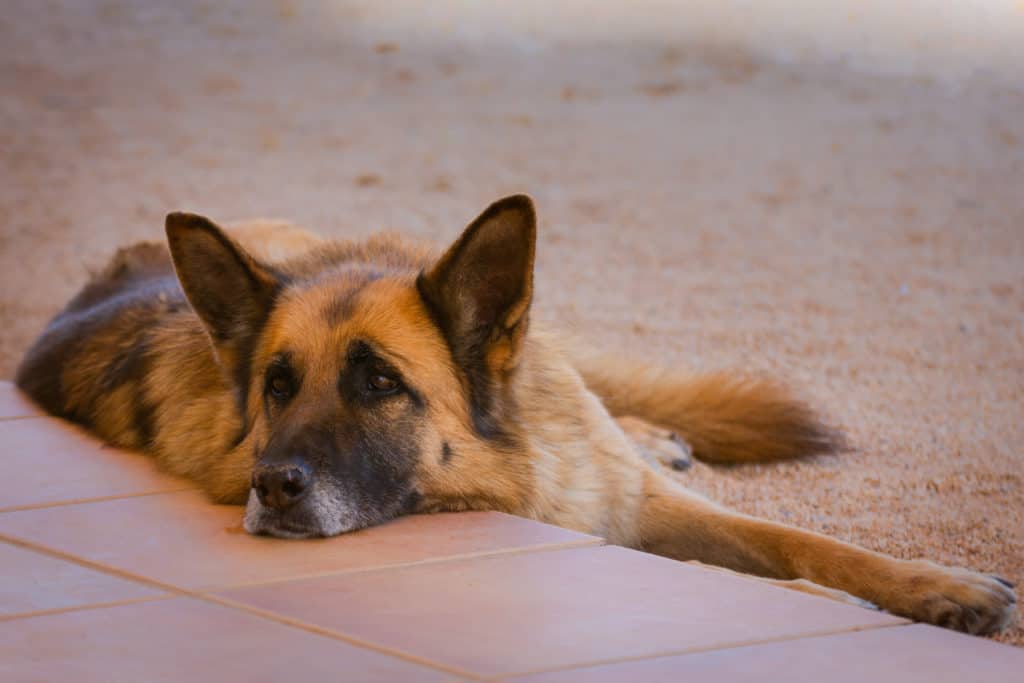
[165,212,282,381]
[417,195,536,437]
[418,195,536,375]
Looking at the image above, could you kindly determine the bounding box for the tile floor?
[1,381,1021,681]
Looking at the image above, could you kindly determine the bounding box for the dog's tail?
[573,352,846,464]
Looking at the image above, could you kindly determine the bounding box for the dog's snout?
[252,459,312,511]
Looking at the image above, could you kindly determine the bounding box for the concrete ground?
[1,1,1021,644]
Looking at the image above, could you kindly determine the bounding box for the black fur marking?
[469,389,514,443]
[132,387,158,449]
[346,339,374,363]
[323,272,384,325]
[405,385,425,411]
[340,340,424,411]
[441,441,454,464]
[263,352,300,417]
[99,338,150,393]
[232,336,258,423]
[97,333,158,449]
[345,417,421,518]
[325,292,360,327]
[402,489,423,513]
[15,322,75,419]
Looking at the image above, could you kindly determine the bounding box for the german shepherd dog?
[16,195,1016,635]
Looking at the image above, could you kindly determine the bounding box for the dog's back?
[16,241,184,448]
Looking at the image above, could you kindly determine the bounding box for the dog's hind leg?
[636,470,1017,635]
[616,415,694,472]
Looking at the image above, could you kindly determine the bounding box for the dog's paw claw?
[894,563,1018,635]
[991,575,1016,591]
[671,457,692,471]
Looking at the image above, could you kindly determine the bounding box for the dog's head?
[165,196,536,537]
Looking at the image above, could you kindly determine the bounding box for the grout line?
[0,594,175,623]
[0,533,195,597]
[493,621,911,680]
[0,532,485,679]
[0,531,603,680]
[195,593,488,681]
[194,537,607,593]
[0,486,197,514]
[0,528,603,599]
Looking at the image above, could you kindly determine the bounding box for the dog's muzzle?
[243,461,360,539]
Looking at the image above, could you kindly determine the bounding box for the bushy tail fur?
[575,353,846,464]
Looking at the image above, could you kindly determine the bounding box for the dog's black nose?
[252,460,312,511]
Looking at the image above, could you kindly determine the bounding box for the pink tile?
[0,381,43,420]
[0,490,600,590]
[0,541,163,617]
[0,417,191,511]
[0,597,450,682]
[507,624,1024,682]
[216,545,904,678]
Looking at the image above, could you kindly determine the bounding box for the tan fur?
[575,353,845,464]
[15,196,1016,636]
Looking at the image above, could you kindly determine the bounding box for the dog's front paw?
[890,561,1017,635]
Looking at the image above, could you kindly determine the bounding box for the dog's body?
[16,196,1016,634]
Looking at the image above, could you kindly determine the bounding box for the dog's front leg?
[637,472,1016,635]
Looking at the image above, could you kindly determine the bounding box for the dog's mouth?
[245,516,328,539]
[242,484,367,539]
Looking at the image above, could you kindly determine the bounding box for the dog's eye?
[367,373,399,393]
[270,376,291,397]
[267,372,294,401]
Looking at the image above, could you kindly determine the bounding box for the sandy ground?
[1,1,1022,644]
